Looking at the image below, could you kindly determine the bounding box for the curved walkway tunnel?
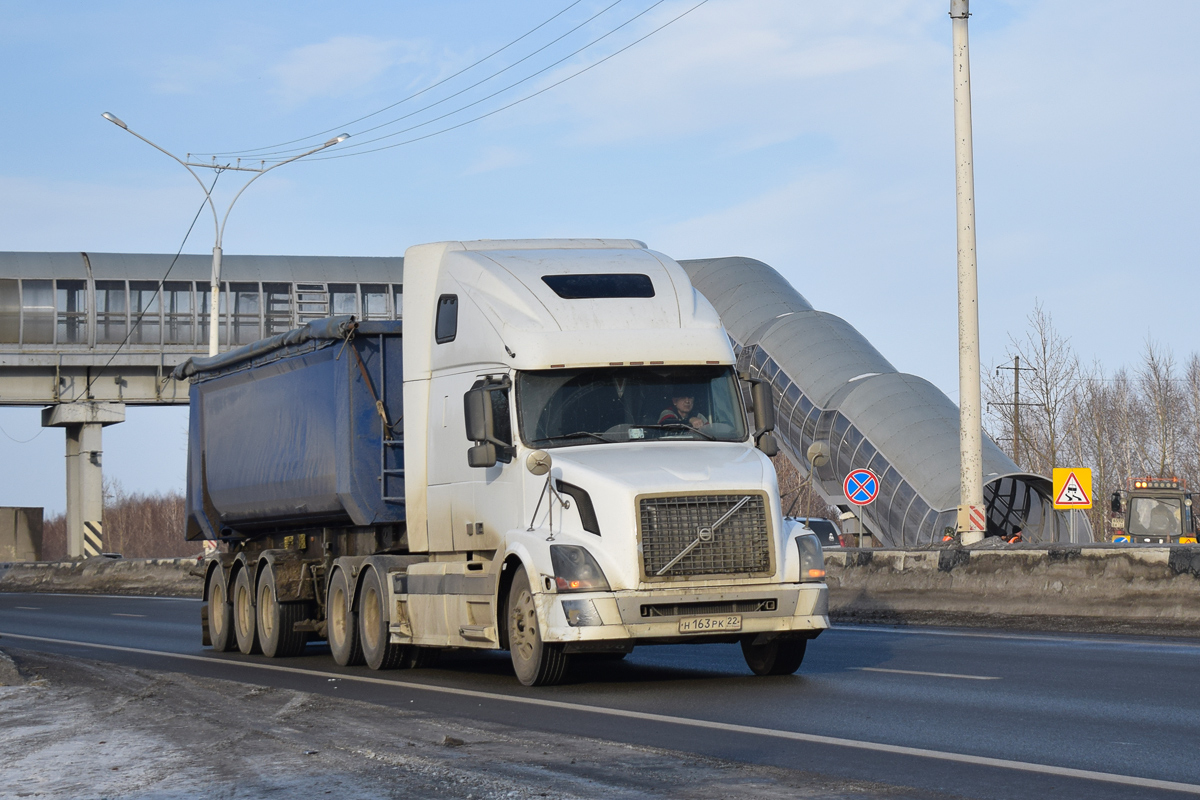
[679,257,1092,546]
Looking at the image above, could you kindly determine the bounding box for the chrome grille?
[639,494,771,579]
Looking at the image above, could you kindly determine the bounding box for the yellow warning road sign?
[1053,468,1093,509]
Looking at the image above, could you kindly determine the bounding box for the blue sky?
[2,1,1198,513]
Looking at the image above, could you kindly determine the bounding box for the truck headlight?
[796,534,825,582]
[550,545,610,592]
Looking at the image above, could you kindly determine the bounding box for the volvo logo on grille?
[698,526,714,542]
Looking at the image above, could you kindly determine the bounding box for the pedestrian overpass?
[0,249,1087,557]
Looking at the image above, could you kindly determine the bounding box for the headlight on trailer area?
[795,534,825,582]
[550,545,611,592]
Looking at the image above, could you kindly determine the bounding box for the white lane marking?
[854,667,1000,681]
[0,593,199,602]
[832,624,1200,651]
[1,632,1197,796]
[13,607,40,611]
[111,613,147,618]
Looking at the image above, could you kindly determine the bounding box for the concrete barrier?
[0,558,203,598]
[827,544,1200,636]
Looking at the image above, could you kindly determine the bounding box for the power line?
[217,0,631,162]
[197,0,591,158]
[0,424,45,445]
[295,0,670,161]
[76,172,220,402]
[304,0,710,163]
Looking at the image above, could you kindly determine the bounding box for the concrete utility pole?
[951,0,985,544]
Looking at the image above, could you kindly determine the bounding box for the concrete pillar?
[41,402,125,559]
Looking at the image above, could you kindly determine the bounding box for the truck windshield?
[1128,496,1182,537]
[516,365,747,448]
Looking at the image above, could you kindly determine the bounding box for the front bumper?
[537,583,829,644]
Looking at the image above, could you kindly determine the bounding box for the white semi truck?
[182,239,829,685]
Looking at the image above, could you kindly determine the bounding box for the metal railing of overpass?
[0,251,404,405]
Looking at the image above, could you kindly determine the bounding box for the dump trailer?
[178,239,829,685]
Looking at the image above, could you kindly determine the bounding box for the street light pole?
[101,113,347,356]
[950,0,985,545]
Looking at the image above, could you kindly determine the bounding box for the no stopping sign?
[843,468,880,506]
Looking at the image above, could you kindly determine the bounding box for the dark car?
[790,516,845,548]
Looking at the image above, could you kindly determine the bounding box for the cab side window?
[435,294,458,344]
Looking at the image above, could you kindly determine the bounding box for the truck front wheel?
[258,565,308,658]
[206,566,235,652]
[359,567,406,670]
[741,636,806,676]
[232,568,261,655]
[507,568,569,686]
[328,568,364,666]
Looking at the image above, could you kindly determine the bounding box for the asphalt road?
[2,592,1199,799]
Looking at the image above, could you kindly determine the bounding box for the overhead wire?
[306,0,710,162]
[0,423,45,445]
[289,0,668,161]
[76,172,220,403]
[197,0,591,158]
[212,0,632,162]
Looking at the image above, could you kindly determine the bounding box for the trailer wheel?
[328,568,364,666]
[359,568,406,670]
[258,565,308,658]
[232,568,261,655]
[741,636,806,676]
[507,568,569,686]
[206,566,236,652]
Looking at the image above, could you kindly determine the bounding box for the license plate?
[678,614,742,634]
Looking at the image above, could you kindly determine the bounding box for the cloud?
[270,36,416,105]
[520,0,941,148]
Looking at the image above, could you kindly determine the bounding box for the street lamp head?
[101,112,128,130]
[326,133,350,146]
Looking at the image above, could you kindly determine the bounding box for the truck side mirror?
[757,432,779,457]
[467,442,497,469]
[464,376,512,468]
[751,380,775,436]
[1110,491,1122,514]
[464,386,492,443]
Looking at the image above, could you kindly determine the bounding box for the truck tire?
[257,565,308,659]
[507,568,569,686]
[359,567,405,670]
[741,636,806,676]
[206,566,236,652]
[233,567,261,655]
[405,646,440,669]
[328,568,364,666]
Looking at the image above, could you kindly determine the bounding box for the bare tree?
[772,454,839,521]
[1183,353,1200,485]
[988,302,1079,477]
[41,482,193,560]
[1068,362,1118,536]
[1136,339,1183,477]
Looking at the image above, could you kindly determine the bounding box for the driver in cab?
[658,395,709,430]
